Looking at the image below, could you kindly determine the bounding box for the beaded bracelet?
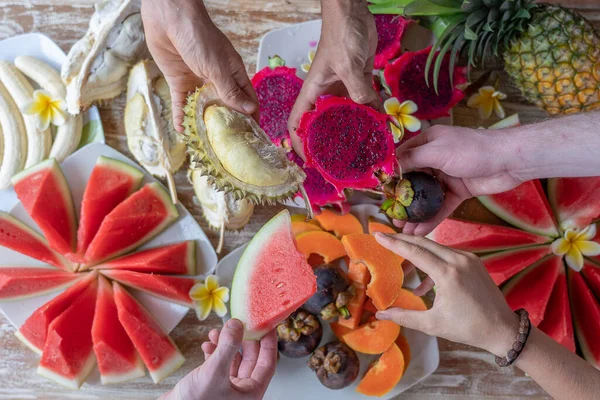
[495,308,531,367]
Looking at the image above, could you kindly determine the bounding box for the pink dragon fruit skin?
[383,46,467,120]
[374,14,411,69]
[297,96,395,194]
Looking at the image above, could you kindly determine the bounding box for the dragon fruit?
[374,14,411,69]
[251,56,303,147]
[383,46,467,120]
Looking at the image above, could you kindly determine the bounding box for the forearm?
[321,0,370,25]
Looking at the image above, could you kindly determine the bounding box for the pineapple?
[369,0,600,115]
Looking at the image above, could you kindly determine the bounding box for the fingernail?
[376,311,389,320]
[242,101,256,114]
[226,318,243,331]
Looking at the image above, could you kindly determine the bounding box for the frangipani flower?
[383,97,421,143]
[467,86,507,120]
[22,89,67,131]
[301,49,316,73]
[189,274,230,320]
[552,224,600,271]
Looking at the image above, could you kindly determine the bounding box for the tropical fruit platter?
[1,0,600,397]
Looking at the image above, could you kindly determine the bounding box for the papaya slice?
[314,209,363,238]
[295,231,346,264]
[368,218,397,234]
[338,262,370,330]
[342,319,400,354]
[342,234,404,310]
[395,334,411,373]
[348,261,371,286]
[291,221,322,236]
[356,343,405,396]
[378,288,427,311]
[329,321,353,342]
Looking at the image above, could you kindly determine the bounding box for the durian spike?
[299,184,315,220]
[216,220,225,254]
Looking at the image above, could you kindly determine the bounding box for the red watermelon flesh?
[548,177,600,230]
[113,282,185,383]
[92,276,145,384]
[38,276,98,389]
[428,218,551,253]
[16,271,97,354]
[101,269,196,307]
[94,241,196,275]
[76,156,144,261]
[0,212,71,271]
[539,268,576,352]
[502,255,562,326]
[0,267,80,302]
[478,180,559,237]
[481,245,553,285]
[84,182,179,266]
[569,269,600,369]
[12,159,77,255]
[582,259,600,299]
[588,223,600,265]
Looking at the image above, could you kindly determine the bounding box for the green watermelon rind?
[568,270,600,369]
[37,353,96,389]
[480,244,553,285]
[96,156,145,185]
[0,267,81,303]
[547,178,600,231]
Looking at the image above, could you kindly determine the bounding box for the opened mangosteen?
[277,309,323,358]
[303,264,355,321]
[381,171,444,222]
[308,341,360,390]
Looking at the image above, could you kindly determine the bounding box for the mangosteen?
[308,341,360,390]
[381,171,444,222]
[303,264,355,321]
[276,309,323,358]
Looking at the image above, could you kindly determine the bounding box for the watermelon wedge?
[582,259,600,299]
[502,255,562,326]
[16,271,97,354]
[84,182,179,265]
[94,241,196,275]
[230,210,317,340]
[12,159,77,255]
[548,177,600,230]
[481,245,553,285]
[38,276,98,389]
[0,266,80,302]
[76,156,144,261]
[539,267,575,352]
[101,270,197,307]
[478,180,559,237]
[0,212,71,271]
[568,269,600,368]
[92,276,145,384]
[113,282,185,383]
[428,218,551,253]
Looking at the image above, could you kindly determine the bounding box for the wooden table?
[0,0,598,398]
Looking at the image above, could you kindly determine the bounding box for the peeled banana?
[0,81,27,189]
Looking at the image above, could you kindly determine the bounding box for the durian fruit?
[191,170,254,253]
[124,60,186,203]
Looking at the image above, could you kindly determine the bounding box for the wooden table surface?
[1,0,598,398]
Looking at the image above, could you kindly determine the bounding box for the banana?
[50,114,82,162]
[0,62,52,168]
[0,81,27,189]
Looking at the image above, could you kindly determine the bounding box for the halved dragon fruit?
[383,46,467,120]
[373,15,411,69]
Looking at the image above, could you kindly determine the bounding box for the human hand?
[160,319,278,400]
[395,125,523,236]
[288,0,380,157]
[141,0,258,132]
[374,233,519,357]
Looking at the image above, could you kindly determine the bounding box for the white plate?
[0,143,218,385]
[216,204,439,400]
[0,33,106,212]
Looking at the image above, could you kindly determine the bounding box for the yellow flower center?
[189,275,230,320]
[551,225,600,271]
[383,97,421,143]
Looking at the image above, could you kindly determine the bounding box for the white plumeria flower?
[300,49,316,73]
[467,86,507,120]
[189,275,229,320]
[22,89,67,131]
[551,224,600,271]
[383,97,421,143]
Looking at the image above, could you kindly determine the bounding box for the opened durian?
[62,0,145,114]
[124,60,185,203]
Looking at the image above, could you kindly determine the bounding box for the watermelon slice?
[84,182,179,265]
[76,156,144,260]
[548,177,600,230]
[16,271,97,354]
[539,267,575,352]
[230,210,317,340]
[481,245,553,285]
[0,266,80,302]
[12,159,77,254]
[568,269,600,368]
[428,218,551,253]
[38,276,98,388]
[101,269,197,307]
[92,276,145,384]
[478,180,559,237]
[582,259,600,299]
[0,212,71,271]
[113,281,185,383]
[94,241,196,275]
[502,255,562,326]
